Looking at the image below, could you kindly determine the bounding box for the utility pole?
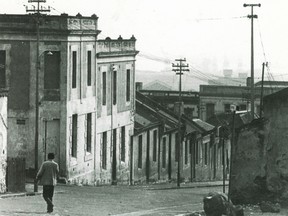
[172,58,189,187]
[26,0,50,193]
[243,3,261,120]
[260,62,268,118]
[228,108,236,201]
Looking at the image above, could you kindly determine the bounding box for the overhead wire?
[256,18,275,93]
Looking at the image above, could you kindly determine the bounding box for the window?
[175,133,179,162]
[102,132,107,169]
[206,103,215,120]
[153,130,157,162]
[0,50,6,88]
[121,126,125,162]
[71,114,78,157]
[87,51,92,86]
[86,113,92,153]
[113,70,117,105]
[204,142,208,165]
[126,69,130,101]
[224,104,231,113]
[162,137,166,168]
[72,51,77,88]
[195,140,199,164]
[138,135,142,168]
[185,140,188,165]
[44,51,60,89]
[239,104,247,111]
[102,72,106,105]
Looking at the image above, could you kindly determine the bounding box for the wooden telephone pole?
[243,3,261,120]
[172,58,189,187]
[26,0,50,193]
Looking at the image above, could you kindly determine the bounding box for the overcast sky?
[2,0,288,88]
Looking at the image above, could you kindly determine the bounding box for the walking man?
[36,153,59,213]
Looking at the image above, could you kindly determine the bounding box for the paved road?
[0,184,227,216]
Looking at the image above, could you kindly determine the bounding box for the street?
[0,184,224,216]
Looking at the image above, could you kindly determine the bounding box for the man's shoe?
[47,209,53,213]
[47,205,53,213]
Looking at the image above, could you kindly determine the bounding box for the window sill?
[84,152,93,161]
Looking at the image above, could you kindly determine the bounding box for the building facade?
[132,92,225,184]
[137,82,199,119]
[95,36,138,185]
[199,82,288,121]
[0,90,7,193]
[0,13,138,185]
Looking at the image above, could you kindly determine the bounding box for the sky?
[2,0,288,90]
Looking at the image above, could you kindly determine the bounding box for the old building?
[95,36,138,185]
[0,13,138,185]
[0,89,7,193]
[137,82,199,119]
[199,80,288,121]
[132,92,223,184]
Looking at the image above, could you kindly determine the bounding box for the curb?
[0,191,42,199]
[0,190,64,199]
[147,183,228,191]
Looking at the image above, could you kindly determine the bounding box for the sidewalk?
[0,180,229,199]
[134,180,229,190]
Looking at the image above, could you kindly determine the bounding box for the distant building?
[137,82,199,119]
[143,80,172,91]
[199,79,288,121]
[208,70,247,86]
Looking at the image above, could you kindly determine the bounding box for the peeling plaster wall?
[0,96,7,193]
[264,93,288,200]
[229,123,267,204]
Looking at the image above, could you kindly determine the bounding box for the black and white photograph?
[1,0,288,215]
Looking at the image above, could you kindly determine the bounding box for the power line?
[195,16,248,22]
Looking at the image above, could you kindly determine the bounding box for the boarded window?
[162,137,166,168]
[121,126,125,162]
[71,114,78,157]
[86,113,92,153]
[102,132,107,169]
[102,72,106,105]
[126,69,130,102]
[87,51,91,86]
[72,51,77,88]
[138,135,142,168]
[44,51,60,89]
[153,130,157,162]
[113,70,117,105]
[0,50,6,88]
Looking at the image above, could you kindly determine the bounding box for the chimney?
[223,69,233,78]
[246,77,252,87]
[136,82,143,91]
